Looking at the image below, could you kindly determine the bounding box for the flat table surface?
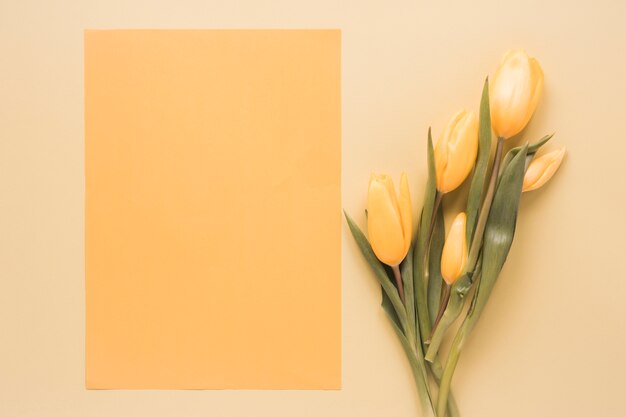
[1,0,626,416]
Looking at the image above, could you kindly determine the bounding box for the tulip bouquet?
[345,50,565,417]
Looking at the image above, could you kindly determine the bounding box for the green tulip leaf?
[345,212,435,416]
[527,133,554,154]
[434,144,530,417]
[401,244,416,340]
[381,287,402,332]
[427,204,445,324]
[413,130,438,344]
[385,309,436,417]
[344,212,409,334]
[500,133,554,178]
[466,78,492,243]
[469,143,528,324]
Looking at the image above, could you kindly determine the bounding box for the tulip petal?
[435,110,479,193]
[398,172,412,257]
[440,212,467,285]
[523,148,566,192]
[490,50,538,139]
[434,113,455,192]
[380,174,401,220]
[524,57,544,128]
[368,175,405,265]
[453,112,479,190]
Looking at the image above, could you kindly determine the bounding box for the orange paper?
[85,30,341,389]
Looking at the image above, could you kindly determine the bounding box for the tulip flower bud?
[490,50,544,139]
[367,173,412,266]
[441,212,467,285]
[523,148,566,192]
[434,110,479,194]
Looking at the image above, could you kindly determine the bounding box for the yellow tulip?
[367,173,412,266]
[440,212,467,285]
[434,110,479,194]
[490,49,544,139]
[523,148,566,192]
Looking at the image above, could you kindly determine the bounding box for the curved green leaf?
[413,130,437,345]
[347,213,435,416]
[344,212,409,333]
[401,244,416,344]
[428,360,461,417]
[436,144,529,417]
[466,78,492,243]
[386,312,436,417]
[500,133,553,178]
[381,288,402,331]
[470,142,529,326]
[427,204,444,324]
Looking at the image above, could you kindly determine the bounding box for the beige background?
[1,0,626,416]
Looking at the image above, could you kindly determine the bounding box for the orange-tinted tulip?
[523,148,566,192]
[434,110,479,194]
[367,173,412,266]
[490,50,544,139]
[441,212,467,285]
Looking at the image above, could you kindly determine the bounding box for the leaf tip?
[343,210,356,228]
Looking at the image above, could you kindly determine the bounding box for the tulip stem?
[436,280,485,417]
[436,319,470,417]
[425,255,482,363]
[428,359,461,417]
[392,265,405,303]
[429,283,450,342]
[467,136,505,274]
[388,322,436,417]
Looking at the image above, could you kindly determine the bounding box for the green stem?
[429,360,461,417]
[436,319,471,417]
[430,283,451,339]
[392,265,405,304]
[436,285,486,417]
[436,259,487,416]
[388,318,435,417]
[426,259,482,362]
[425,291,463,362]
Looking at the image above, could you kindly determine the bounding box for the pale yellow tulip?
[490,50,544,139]
[367,173,412,266]
[441,212,467,285]
[523,148,566,192]
[434,110,479,194]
